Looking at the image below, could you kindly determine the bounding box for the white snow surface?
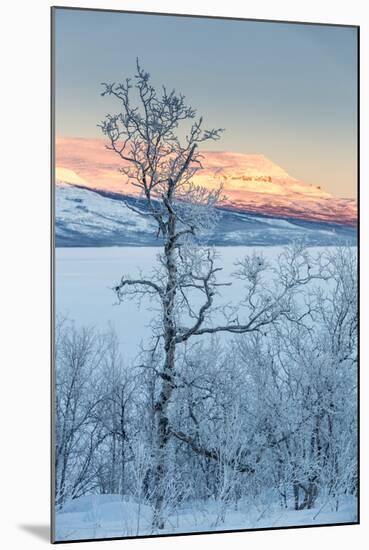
[56,181,154,236]
[55,493,357,541]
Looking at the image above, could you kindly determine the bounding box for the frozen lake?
[55,245,334,363]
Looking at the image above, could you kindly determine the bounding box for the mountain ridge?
[55,145,357,226]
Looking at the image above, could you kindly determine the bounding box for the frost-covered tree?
[99,62,347,529]
[95,330,138,496]
[234,247,357,512]
[99,61,224,528]
[54,241,357,529]
[55,321,108,508]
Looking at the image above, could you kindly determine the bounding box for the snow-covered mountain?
[55,181,356,247]
[55,139,357,225]
[196,152,357,225]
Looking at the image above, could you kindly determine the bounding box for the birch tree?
[55,321,108,507]
[100,61,333,529]
[54,241,357,524]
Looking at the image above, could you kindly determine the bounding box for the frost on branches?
[54,63,358,540]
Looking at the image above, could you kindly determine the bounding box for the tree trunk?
[293,482,300,511]
[120,394,126,497]
[152,201,177,530]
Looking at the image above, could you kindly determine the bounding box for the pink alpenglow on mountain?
[197,152,357,225]
[56,137,357,225]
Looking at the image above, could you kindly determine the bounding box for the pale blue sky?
[54,8,358,197]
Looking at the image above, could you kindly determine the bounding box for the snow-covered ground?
[55,493,357,541]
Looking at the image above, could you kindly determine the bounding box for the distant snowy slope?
[56,181,156,246]
[55,181,357,247]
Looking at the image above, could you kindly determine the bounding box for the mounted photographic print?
[51,7,359,543]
